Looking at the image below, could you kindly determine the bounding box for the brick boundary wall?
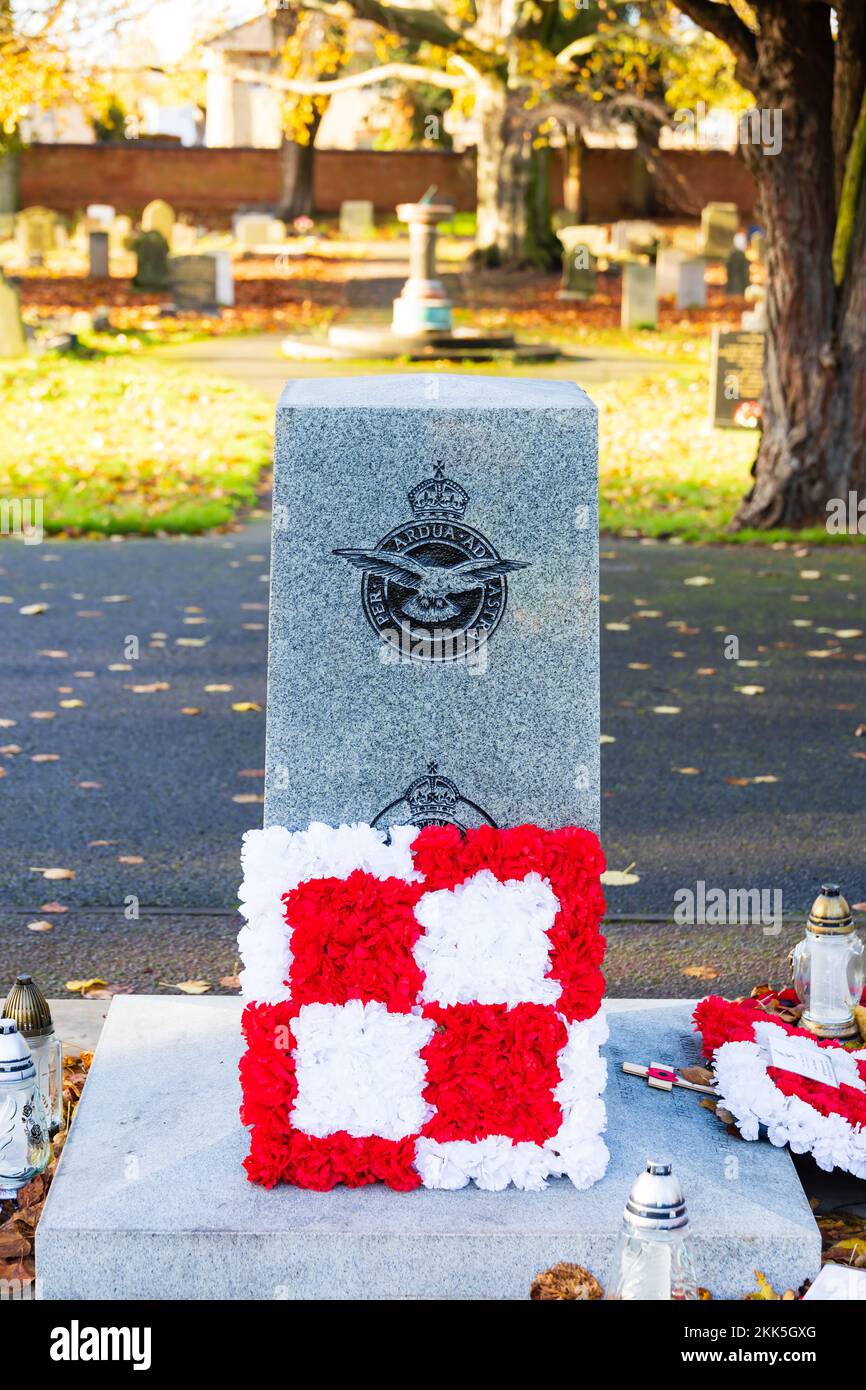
[19,142,757,224]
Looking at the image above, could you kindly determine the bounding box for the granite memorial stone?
[169,251,234,312]
[266,374,600,835]
[88,229,110,278]
[621,261,657,329]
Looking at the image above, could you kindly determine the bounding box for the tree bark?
[277,112,322,221]
[562,125,584,221]
[733,0,866,530]
[474,73,533,262]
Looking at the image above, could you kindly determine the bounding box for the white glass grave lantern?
[792,884,864,1040]
[2,974,64,1135]
[604,1157,699,1301]
[0,1019,52,1198]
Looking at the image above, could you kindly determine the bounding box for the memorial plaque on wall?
[709,328,765,428]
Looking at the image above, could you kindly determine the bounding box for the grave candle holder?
[0,1019,52,1198]
[791,884,864,1040]
[2,974,64,1135]
[604,1157,699,1301]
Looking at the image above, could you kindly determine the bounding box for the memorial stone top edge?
[276,373,596,414]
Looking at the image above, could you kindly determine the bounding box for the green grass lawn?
[0,355,272,536]
[0,352,858,545]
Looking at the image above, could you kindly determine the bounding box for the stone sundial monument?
[391,188,456,336]
[286,187,555,363]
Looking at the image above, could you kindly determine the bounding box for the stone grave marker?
[86,203,115,226]
[676,258,706,309]
[559,241,597,300]
[709,327,764,429]
[339,200,374,238]
[266,374,600,835]
[0,273,26,358]
[171,223,199,254]
[110,214,133,253]
[656,246,685,297]
[88,230,110,278]
[700,201,738,259]
[169,251,234,313]
[621,261,657,329]
[131,230,170,291]
[235,214,285,250]
[141,199,176,244]
[558,224,609,260]
[726,243,751,296]
[16,207,57,266]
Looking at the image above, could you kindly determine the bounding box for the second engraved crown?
[407,463,468,521]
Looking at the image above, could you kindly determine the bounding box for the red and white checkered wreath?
[238,822,608,1192]
[695,996,866,1178]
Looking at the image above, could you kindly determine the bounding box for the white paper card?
[767,1030,848,1088]
[803,1264,866,1300]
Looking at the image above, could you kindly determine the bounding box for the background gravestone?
[676,258,706,309]
[16,206,56,266]
[169,251,234,312]
[621,261,657,329]
[0,274,26,358]
[265,374,600,835]
[709,327,764,428]
[141,198,176,244]
[339,199,374,238]
[131,229,170,291]
[559,242,597,300]
[700,201,738,259]
[88,230,109,278]
[726,246,751,296]
[656,246,685,297]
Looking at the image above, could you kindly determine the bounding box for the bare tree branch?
[673,0,758,89]
[230,60,468,96]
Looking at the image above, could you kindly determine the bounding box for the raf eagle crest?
[333,464,528,663]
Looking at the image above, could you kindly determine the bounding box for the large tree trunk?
[277,121,321,221]
[734,1,866,529]
[474,73,532,262]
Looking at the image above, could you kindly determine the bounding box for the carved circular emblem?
[333,464,528,665]
[360,518,508,662]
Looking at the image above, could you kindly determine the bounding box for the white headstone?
[676,259,706,309]
[621,262,657,329]
[86,204,115,226]
[339,200,374,238]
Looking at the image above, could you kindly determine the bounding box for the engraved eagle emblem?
[332,548,529,623]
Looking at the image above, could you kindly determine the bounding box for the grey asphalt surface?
[0,524,863,993]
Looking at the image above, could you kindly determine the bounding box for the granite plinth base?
[36,998,821,1300]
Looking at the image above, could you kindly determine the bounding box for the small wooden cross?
[622,1060,716,1096]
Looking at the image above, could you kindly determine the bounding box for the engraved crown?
[407,464,468,521]
[405,761,459,819]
